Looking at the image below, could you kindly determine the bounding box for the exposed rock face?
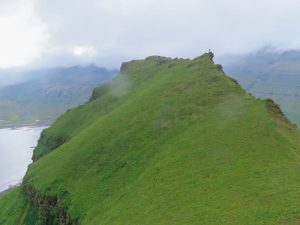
[32,130,70,161]
[120,62,129,73]
[24,185,77,225]
[145,56,171,65]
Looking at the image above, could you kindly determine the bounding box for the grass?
[2,53,300,224]
[0,188,38,225]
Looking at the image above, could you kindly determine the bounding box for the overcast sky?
[1,0,300,69]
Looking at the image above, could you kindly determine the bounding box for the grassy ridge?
[2,53,300,224]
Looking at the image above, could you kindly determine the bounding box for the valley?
[0,65,117,128]
[222,49,300,127]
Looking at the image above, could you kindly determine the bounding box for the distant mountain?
[0,65,117,127]
[222,49,300,127]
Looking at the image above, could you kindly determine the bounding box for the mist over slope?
[0,65,117,127]
[1,53,300,224]
[222,48,300,127]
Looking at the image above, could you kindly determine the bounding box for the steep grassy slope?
[0,188,38,225]
[2,53,300,224]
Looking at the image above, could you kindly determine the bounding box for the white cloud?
[0,0,48,68]
[3,0,300,68]
[72,46,96,57]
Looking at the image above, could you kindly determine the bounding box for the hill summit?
[1,53,300,224]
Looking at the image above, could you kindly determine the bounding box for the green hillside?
[2,53,300,224]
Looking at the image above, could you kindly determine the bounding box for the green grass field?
[1,53,300,224]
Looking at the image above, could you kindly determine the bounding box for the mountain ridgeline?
[0,65,117,127]
[1,53,300,224]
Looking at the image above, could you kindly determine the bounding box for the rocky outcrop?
[23,185,77,225]
[265,98,297,128]
[32,130,70,161]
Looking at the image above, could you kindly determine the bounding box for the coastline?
[0,122,50,130]
[0,126,48,195]
[0,183,21,196]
